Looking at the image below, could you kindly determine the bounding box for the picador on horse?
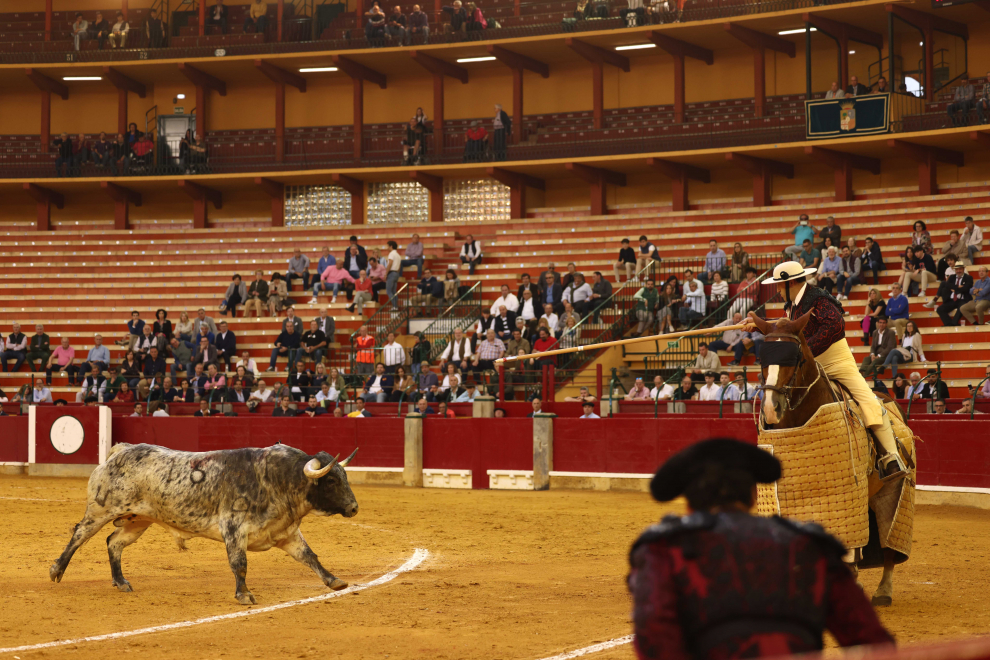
[746,261,908,482]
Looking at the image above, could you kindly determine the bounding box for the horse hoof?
[328,578,348,591]
[113,580,133,592]
[871,596,892,607]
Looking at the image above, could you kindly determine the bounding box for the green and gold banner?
[805,94,890,140]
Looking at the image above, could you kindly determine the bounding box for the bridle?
[759,331,827,416]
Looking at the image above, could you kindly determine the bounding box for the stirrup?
[877,453,907,483]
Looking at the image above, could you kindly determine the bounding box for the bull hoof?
[50,563,64,583]
[113,580,133,593]
[236,591,256,605]
[328,578,348,591]
[871,596,892,607]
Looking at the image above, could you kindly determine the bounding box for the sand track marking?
[534,635,633,660]
[0,548,429,656]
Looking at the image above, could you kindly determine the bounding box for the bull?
[50,442,359,605]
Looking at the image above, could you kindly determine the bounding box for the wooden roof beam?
[331,173,364,196]
[410,51,468,83]
[804,146,880,175]
[255,177,284,198]
[888,139,964,167]
[646,157,710,182]
[723,23,796,57]
[802,14,883,49]
[410,170,443,193]
[331,55,387,89]
[100,181,142,206]
[254,60,307,92]
[486,45,549,77]
[177,180,223,208]
[647,32,713,64]
[102,66,146,97]
[23,183,64,208]
[726,152,794,178]
[178,63,227,95]
[565,37,630,71]
[25,68,68,99]
[486,167,546,190]
[885,4,968,39]
[565,162,626,186]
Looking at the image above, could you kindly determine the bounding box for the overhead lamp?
[615,43,656,51]
[176,93,186,100]
[777,27,816,35]
[62,76,102,81]
[456,56,496,62]
[299,67,339,72]
[849,50,856,54]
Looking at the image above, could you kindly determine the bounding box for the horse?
[750,310,916,607]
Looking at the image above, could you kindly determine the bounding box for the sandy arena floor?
[1,475,989,659]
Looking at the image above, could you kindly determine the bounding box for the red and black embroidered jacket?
[785,286,845,357]
[627,512,894,660]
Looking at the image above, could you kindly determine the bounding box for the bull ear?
[792,308,814,335]
[339,447,359,468]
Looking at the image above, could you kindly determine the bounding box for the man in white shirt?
[236,350,258,376]
[650,375,674,400]
[540,304,558,336]
[32,378,53,404]
[678,280,706,326]
[518,289,538,326]
[698,372,721,401]
[579,401,600,418]
[490,285,520,316]
[460,234,483,274]
[454,382,478,402]
[131,404,143,417]
[385,240,403,302]
[564,273,594,315]
[152,407,170,417]
[439,327,472,367]
[733,374,757,400]
[382,331,406,373]
[316,381,339,404]
[963,216,983,264]
[250,379,273,403]
[905,372,925,399]
[364,362,389,403]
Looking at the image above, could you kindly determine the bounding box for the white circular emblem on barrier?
[50,416,86,455]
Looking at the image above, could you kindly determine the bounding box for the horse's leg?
[871,550,896,607]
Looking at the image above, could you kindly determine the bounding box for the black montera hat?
[650,438,782,502]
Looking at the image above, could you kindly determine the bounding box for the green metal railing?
[906,361,941,420]
[970,376,989,420]
[424,282,483,362]
[347,282,410,372]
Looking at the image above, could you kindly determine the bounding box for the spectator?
[1,323,27,373]
[365,1,386,41]
[109,11,129,47]
[78,333,109,374]
[387,365,415,402]
[526,396,545,417]
[464,121,488,162]
[975,365,990,399]
[27,378,52,405]
[678,280,706,328]
[46,337,76,386]
[245,0,269,35]
[911,220,933,253]
[860,288,887,345]
[410,333,431,376]
[312,262,356,305]
[315,380,339,406]
[383,4,408,44]
[152,309,173,344]
[154,377,179,403]
[201,363,227,400]
[825,81,845,99]
[190,336,217,374]
[959,266,990,325]
[817,216,841,249]
[113,381,136,404]
[414,397,435,415]
[728,243,749,281]
[506,328,531,358]
[697,371,720,401]
[620,0,645,24]
[145,8,165,47]
[939,230,968,269]
[53,133,75,177]
[493,305,517,342]
[560,264,579,293]
[408,4,430,43]
[108,133,128,175]
[25,324,51,372]
[70,13,90,51]
[846,75,869,97]
[348,270,374,315]
[493,104,511,160]
[266,273,288,316]
[205,320,231,370]
[540,263,562,286]
[76,364,107,402]
[904,371,925,399]
[313,308,336,347]
[271,393,295,417]
[835,245,861,301]
[963,216,984,264]
[286,249,311,292]
[817,246,841,295]
[635,236,661,276]
[956,399,983,415]
[382,332,405,373]
[130,134,154,171]
[363,363,392,403]
[919,369,950,400]
[977,71,990,124]
[578,401,599,418]
[563,386,596,403]
[699,240,727,285]
[367,257,388,298]
[937,263,973,326]
[614,238,637,282]
[691,342,721,381]
[947,78,976,127]
[901,245,936,299]
[280,307,302,338]
[219,274,246,318]
[622,377,648,401]
[460,234,483,274]
[672,374,698,401]
[927,253,960,310]
[465,2,487,36]
[475,328,506,373]
[354,325,375,376]
[708,313,747,365]
[539,273,564,316]
[858,317,895,377]
[708,272,728,309]
[241,270,269,318]
[134,324,160,362]
[401,233,425,278]
[588,272,613,323]
[861,237,884,285]
[563,273,593,317]
[296,395,325,417]
[539,303,559,336]
[411,269,442,309]
[138,346,167,400]
[192,400,218,417]
[554,301,578,336]
[167,337,191,382]
[882,320,925,378]
[401,118,425,165]
[69,133,89,175]
[207,0,229,33]
[891,374,908,399]
[90,132,112,171]
[645,375,672,401]
[872,77,890,93]
[783,215,817,258]
[267,323,300,372]
[531,328,557,368]
[652,282,675,334]
[796,238,821,271]
[728,268,760,319]
[89,11,110,48]
[380,240,403,302]
[629,279,658,337]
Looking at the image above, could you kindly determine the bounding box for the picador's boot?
[871,407,907,483]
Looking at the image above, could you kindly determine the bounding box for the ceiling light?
[615,43,656,51]
[456,56,496,62]
[777,27,816,35]
[62,76,102,81]
[176,93,186,100]
[848,50,855,54]
[298,67,338,72]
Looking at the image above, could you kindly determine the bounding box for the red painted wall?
[422,418,533,489]
[0,416,30,463]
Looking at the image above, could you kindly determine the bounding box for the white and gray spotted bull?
[50,442,359,605]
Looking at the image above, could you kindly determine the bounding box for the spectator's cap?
[650,438,781,502]
[762,260,817,285]
[954,263,966,270]
[420,360,430,367]
[705,371,718,379]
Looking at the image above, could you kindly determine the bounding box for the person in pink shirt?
[367,257,388,297]
[46,337,78,385]
[203,363,227,400]
[310,262,356,305]
[348,270,375,315]
[624,377,651,401]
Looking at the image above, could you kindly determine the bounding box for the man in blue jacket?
[886,281,910,338]
[363,363,394,403]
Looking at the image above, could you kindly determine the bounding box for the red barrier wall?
[111,417,405,468]
[422,418,533,489]
[0,416,29,463]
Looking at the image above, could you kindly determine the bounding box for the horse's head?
[757,309,815,426]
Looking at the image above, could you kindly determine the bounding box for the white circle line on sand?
[0,497,72,502]
[534,635,634,660]
[0,548,430,656]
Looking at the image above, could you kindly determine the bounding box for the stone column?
[533,413,555,491]
[404,413,424,487]
[473,395,495,418]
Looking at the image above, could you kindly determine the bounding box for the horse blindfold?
[760,341,802,367]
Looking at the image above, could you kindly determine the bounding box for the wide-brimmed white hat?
[762,260,818,285]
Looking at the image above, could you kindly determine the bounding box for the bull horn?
[303,457,337,480]
[339,447,359,468]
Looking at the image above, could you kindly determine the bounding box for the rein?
[759,332,829,413]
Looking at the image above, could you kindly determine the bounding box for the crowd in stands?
[51,125,208,177]
[823,76,890,99]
